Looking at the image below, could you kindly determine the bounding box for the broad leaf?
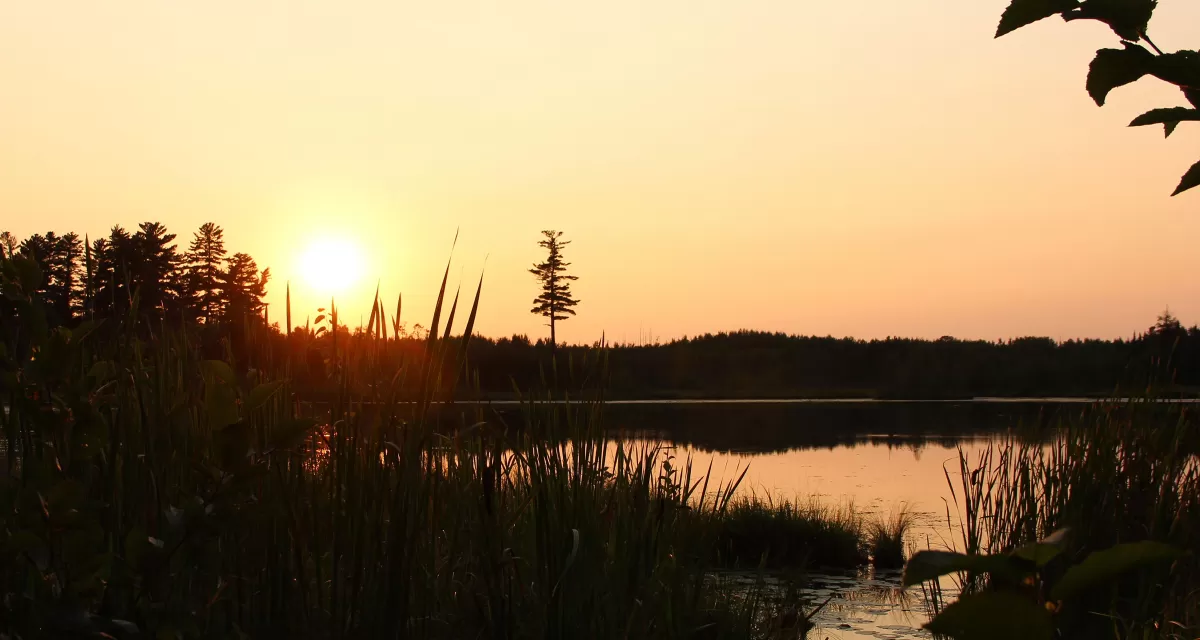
[1087,43,1155,106]
[926,592,1053,640]
[997,0,1080,37]
[267,418,319,451]
[1129,107,1200,138]
[245,380,286,411]
[1063,0,1156,41]
[1013,542,1063,567]
[902,550,1024,587]
[202,360,237,387]
[1171,158,1200,197]
[1051,540,1181,599]
[1148,50,1200,91]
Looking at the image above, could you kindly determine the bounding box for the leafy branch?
[997,0,1200,195]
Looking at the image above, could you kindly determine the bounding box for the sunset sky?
[2,1,1198,344]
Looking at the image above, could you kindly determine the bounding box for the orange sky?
[2,1,1198,344]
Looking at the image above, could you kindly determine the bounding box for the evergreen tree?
[185,222,227,324]
[131,222,183,319]
[220,252,270,322]
[529,230,580,349]
[91,226,133,316]
[0,231,17,259]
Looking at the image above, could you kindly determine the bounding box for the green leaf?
[1051,540,1182,599]
[1012,542,1063,567]
[202,360,237,386]
[1087,43,1155,106]
[902,550,1025,587]
[996,0,1080,37]
[1063,0,1156,41]
[1173,159,1200,196]
[245,380,286,411]
[925,592,1053,640]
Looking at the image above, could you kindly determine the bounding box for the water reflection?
[592,401,1061,640]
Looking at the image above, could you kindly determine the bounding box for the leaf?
[1087,43,1155,106]
[902,550,1025,587]
[1173,159,1200,196]
[996,0,1080,37]
[1185,88,1200,109]
[267,418,319,451]
[1013,543,1063,567]
[1129,107,1200,127]
[1147,50,1200,89]
[1129,107,1200,137]
[202,360,237,387]
[925,592,1053,640]
[245,380,285,411]
[1051,540,1182,599]
[1063,0,1157,41]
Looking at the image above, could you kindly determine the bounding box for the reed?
[868,504,913,569]
[0,251,773,639]
[944,397,1200,638]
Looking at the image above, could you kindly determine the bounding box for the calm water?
[598,400,1066,640]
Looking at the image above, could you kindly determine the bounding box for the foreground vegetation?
[905,398,1200,639]
[3,249,906,639]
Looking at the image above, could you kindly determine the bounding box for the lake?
[596,400,1068,640]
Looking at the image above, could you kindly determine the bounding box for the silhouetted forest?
[3,223,1194,399]
[465,320,1194,398]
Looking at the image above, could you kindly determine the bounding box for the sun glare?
[299,237,365,295]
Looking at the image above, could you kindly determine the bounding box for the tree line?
[0,222,268,328]
[460,311,1199,399]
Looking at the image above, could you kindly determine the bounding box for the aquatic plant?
[869,504,913,569]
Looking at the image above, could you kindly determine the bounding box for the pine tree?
[0,231,17,259]
[131,222,183,319]
[220,252,270,322]
[185,222,227,324]
[529,230,580,349]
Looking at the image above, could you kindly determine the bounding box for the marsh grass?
[706,495,865,570]
[943,396,1200,638]
[868,504,913,569]
[0,252,783,639]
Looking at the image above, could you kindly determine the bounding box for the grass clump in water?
[868,504,912,569]
[706,495,865,570]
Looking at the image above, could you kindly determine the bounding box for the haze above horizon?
[3,1,1199,343]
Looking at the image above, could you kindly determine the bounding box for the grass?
[0,249,903,639]
[937,396,1200,638]
[705,495,865,570]
[868,504,913,569]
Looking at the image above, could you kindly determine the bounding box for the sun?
[298,236,365,294]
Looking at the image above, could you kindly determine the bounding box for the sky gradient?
[2,1,1199,344]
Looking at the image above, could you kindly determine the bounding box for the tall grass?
[705,495,865,570]
[944,397,1200,638]
[0,253,775,639]
[868,504,912,569]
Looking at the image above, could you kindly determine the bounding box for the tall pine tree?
[529,230,580,349]
[185,222,227,324]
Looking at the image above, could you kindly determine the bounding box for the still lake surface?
[595,400,1069,640]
